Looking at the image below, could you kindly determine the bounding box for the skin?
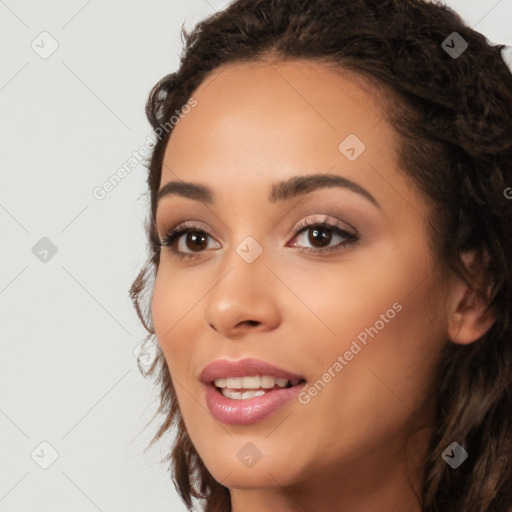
[151,59,493,512]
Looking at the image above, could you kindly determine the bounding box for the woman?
[130,0,512,510]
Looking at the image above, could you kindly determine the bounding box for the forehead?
[165,59,392,155]
[160,59,401,206]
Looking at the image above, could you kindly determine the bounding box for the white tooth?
[241,390,259,399]
[214,378,226,388]
[260,375,277,388]
[226,377,242,388]
[221,388,243,399]
[223,389,269,400]
[241,376,261,389]
[276,378,289,388]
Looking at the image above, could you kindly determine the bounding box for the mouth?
[211,374,306,400]
[200,358,307,425]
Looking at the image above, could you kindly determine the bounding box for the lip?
[200,358,307,426]
[199,357,305,384]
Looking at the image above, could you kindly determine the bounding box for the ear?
[446,252,495,345]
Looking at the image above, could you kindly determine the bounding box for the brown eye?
[307,226,333,248]
[289,219,358,255]
[183,231,209,252]
[159,224,221,260]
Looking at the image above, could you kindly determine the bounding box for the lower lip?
[204,382,306,425]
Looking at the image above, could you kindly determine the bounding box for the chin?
[216,467,297,490]
[199,448,305,489]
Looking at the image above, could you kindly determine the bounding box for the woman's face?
[152,60,451,506]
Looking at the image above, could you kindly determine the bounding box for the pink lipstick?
[200,358,306,425]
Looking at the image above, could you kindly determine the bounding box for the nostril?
[238,320,259,327]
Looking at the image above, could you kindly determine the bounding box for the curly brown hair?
[130,1,512,510]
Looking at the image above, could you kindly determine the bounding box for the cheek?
[151,259,205,330]
[151,264,197,375]
[274,240,432,346]
[151,267,206,429]
[279,242,443,411]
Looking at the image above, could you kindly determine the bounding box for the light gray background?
[1,1,511,511]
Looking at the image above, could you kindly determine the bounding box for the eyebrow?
[157,173,380,208]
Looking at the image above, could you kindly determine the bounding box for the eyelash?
[158,218,359,262]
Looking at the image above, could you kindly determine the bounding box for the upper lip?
[199,358,306,385]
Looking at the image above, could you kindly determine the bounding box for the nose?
[202,248,281,338]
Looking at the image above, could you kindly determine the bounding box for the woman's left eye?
[288,220,358,254]
[158,219,358,261]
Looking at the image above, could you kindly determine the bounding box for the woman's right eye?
[159,225,221,261]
